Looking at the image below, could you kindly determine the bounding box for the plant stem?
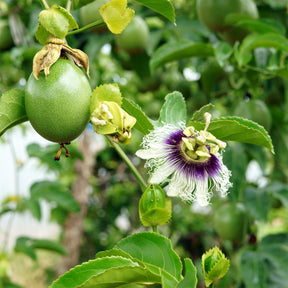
[106,137,147,191]
[66,0,72,11]
[39,0,49,9]
[152,226,158,233]
[67,20,106,36]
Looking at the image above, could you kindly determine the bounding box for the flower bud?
[139,184,171,227]
[90,84,136,144]
[202,246,230,287]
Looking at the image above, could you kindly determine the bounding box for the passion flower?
[136,113,232,206]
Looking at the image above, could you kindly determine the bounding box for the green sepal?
[190,104,215,123]
[202,246,230,287]
[35,23,51,45]
[38,5,78,40]
[158,91,187,126]
[140,202,172,227]
[139,185,172,227]
[90,84,122,113]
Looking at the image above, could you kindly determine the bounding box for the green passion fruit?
[213,202,247,241]
[196,0,258,43]
[0,19,13,51]
[25,59,91,152]
[80,0,110,33]
[115,15,149,53]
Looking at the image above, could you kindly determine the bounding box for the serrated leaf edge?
[213,116,274,153]
[49,256,140,288]
[115,231,183,281]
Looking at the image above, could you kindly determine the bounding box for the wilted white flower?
[136,113,232,206]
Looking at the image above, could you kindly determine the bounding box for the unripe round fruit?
[0,19,13,51]
[196,0,258,33]
[80,0,110,27]
[234,99,272,131]
[213,202,247,241]
[115,16,149,52]
[25,59,91,143]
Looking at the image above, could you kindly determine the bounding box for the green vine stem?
[66,0,72,12]
[106,137,147,192]
[67,20,106,36]
[39,0,49,9]
[152,226,158,233]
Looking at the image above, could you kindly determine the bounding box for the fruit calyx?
[54,143,71,161]
[33,38,89,79]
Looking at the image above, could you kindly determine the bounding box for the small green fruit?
[80,0,110,32]
[196,0,258,43]
[196,0,258,33]
[214,202,247,241]
[115,16,149,53]
[25,59,91,143]
[0,19,13,51]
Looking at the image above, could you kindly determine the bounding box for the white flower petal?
[150,162,175,184]
[167,171,192,201]
[210,154,232,198]
[194,177,211,207]
[136,149,158,159]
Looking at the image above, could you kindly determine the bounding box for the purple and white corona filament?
[136,114,232,206]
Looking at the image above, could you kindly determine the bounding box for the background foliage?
[1,0,288,287]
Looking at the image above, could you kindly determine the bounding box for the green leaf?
[158,92,187,126]
[133,0,175,23]
[202,246,230,287]
[214,41,233,67]
[177,258,197,288]
[243,187,271,221]
[30,239,67,255]
[161,269,179,288]
[14,237,37,260]
[24,198,42,221]
[3,283,24,288]
[95,248,141,264]
[78,265,161,288]
[0,89,28,137]
[99,0,135,35]
[265,182,288,208]
[15,237,66,260]
[150,40,214,72]
[258,234,288,285]
[49,256,161,288]
[225,14,285,35]
[122,98,154,135]
[240,250,268,288]
[237,33,288,67]
[30,181,80,213]
[223,143,248,203]
[115,232,183,281]
[190,103,215,122]
[189,116,274,153]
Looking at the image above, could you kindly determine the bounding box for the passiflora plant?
[0,0,277,287]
